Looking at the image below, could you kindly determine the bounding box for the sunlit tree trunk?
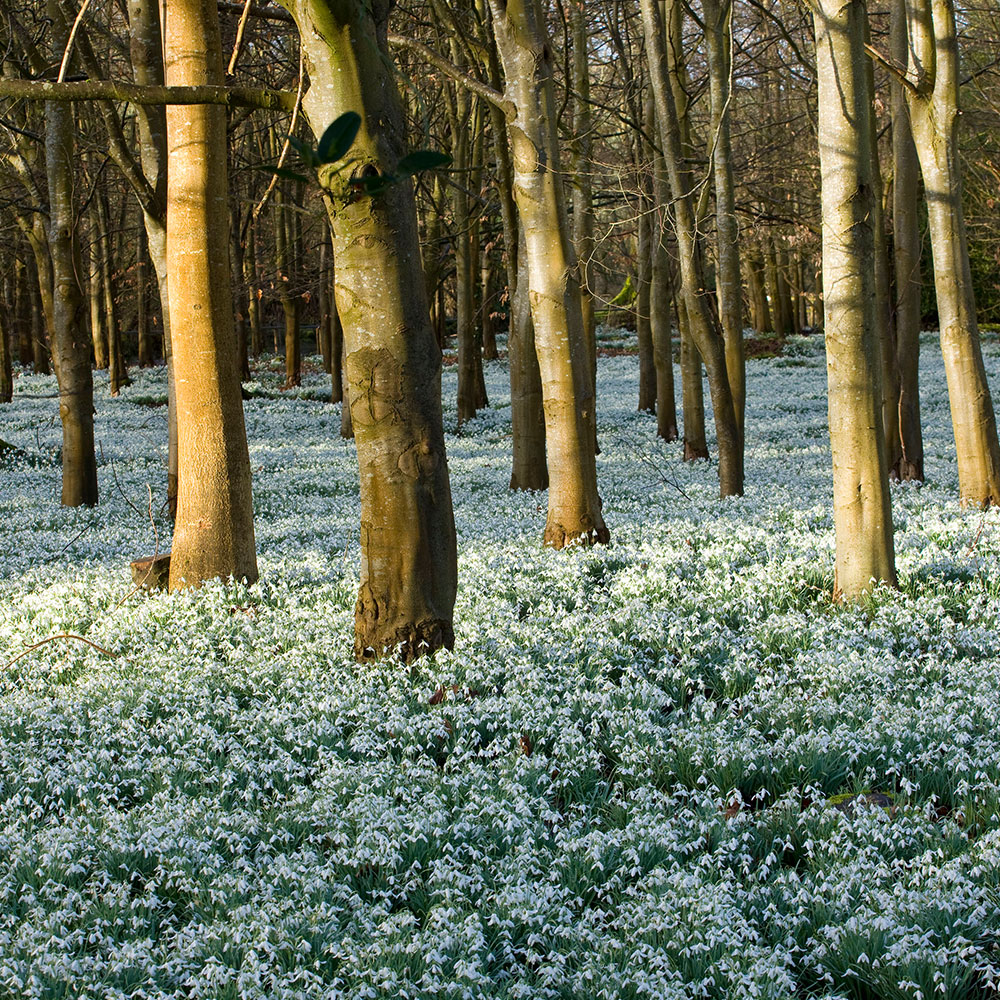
[489,0,608,545]
[46,0,98,507]
[282,0,457,660]
[164,0,258,589]
[904,0,1000,504]
[481,5,547,490]
[891,0,923,481]
[571,3,597,390]
[812,0,896,598]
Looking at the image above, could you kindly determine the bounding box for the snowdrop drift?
[1,331,1000,1000]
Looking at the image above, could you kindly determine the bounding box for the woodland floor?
[1,329,1000,998]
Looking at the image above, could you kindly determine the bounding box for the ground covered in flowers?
[1,331,1000,999]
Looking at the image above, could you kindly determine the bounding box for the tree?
[487,0,609,546]
[902,0,1000,505]
[164,0,258,589]
[278,0,458,660]
[811,0,896,598]
[45,0,98,507]
[640,0,743,497]
[891,0,923,482]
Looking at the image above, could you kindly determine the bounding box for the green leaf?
[317,112,362,164]
[396,150,452,175]
[252,165,312,185]
[288,135,318,168]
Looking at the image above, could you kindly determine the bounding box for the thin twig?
[227,0,255,77]
[57,0,92,83]
[253,48,305,221]
[3,634,118,671]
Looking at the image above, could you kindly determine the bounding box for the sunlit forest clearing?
[3,0,1000,994]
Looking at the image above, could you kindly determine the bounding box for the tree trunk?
[636,154,656,413]
[703,0,745,436]
[317,232,332,373]
[127,0,177,514]
[88,216,109,370]
[891,0,923,481]
[164,0,258,589]
[46,0,98,508]
[136,223,154,367]
[97,189,129,396]
[481,247,499,361]
[275,187,301,389]
[15,262,33,367]
[231,206,251,382]
[904,0,1000,504]
[765,239,786,338]
[509,244,548,490]
[747,247,771,334]
[681,319,708,460]
[283,0,457,660]
[571,3,597,403]
[489,0,608,546]
[452,79,480,428]
[812,0,896,598]
[641,0,743,495]
[247,218,262,358]
[30,265,49,376]
[651,187,677,442]
[481,13,547,490]
[0,308,12,403]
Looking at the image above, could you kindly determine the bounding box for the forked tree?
[902,0,1000,504]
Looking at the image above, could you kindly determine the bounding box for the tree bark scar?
[347,346,402,426]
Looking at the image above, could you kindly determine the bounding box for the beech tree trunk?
[0,309,12,404]
[164,0,258,589]
[46,0,98,508]
[481,14,547,490]
[904,0,1000,504]
[641,0,743,496]
[812,0,896,598]
[571,4,597,389]
[281,0,457,660]
[703,0,745,436]
[651,144,678,442]
[636,153,656,414]
[891,0,923,481]
[489,0,607,546]
[136,223,154,367]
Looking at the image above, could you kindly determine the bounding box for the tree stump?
[130,553,171,591]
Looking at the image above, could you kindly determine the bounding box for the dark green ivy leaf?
[252,165,312,185]
[318,112,362,164]
[396,150,452,175]
[287,135,318,168]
